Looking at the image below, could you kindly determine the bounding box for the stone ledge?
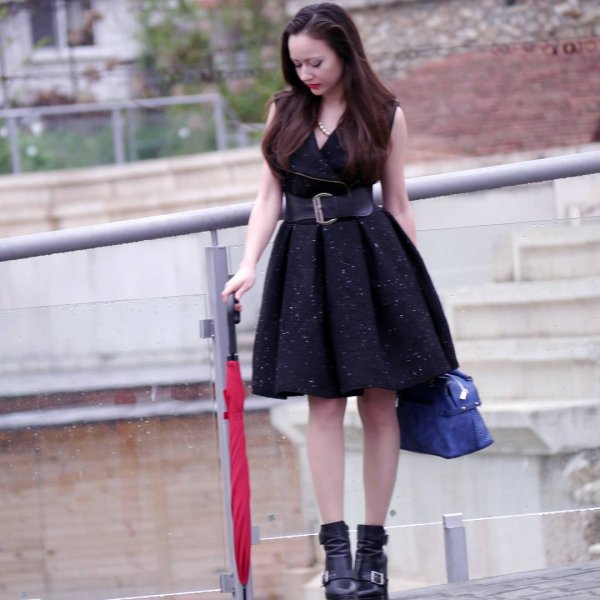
[0,145,262,190]
[483,399,600,455]
[0,146,263,235]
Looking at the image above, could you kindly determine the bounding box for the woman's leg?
[355,388,399,599]
[357,388,400,525]
[307,395,348,523]
[308,396,357,599]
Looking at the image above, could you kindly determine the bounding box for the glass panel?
[224,212,600,591]
[0,294,227,599]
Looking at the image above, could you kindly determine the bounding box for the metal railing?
[1,150,598,262]
[1,149,599,598]
[0,93,230,174]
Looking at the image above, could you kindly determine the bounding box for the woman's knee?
[358,388,397,428]
[308,396,347,425]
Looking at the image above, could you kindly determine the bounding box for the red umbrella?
[224,294,251,586]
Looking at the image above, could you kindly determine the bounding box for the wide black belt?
[284,187,376,224]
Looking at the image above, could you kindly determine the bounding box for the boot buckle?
[371,570,385,585]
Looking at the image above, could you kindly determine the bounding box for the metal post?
[111,108,126,164]
[205,245,254,598]
[443,513,469,583]
[214,95,227,151]
[6,116,21,174]
[126,106,138,162]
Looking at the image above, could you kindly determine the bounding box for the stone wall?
[348,0,600,78]
[287,0,600,159]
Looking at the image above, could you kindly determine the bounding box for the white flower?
[30,120,44,136]
[177,127,190,139]
[26,145,38,157]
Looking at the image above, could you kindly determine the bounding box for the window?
[30,0,96,50]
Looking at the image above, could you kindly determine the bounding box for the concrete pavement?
[391,561,600,599]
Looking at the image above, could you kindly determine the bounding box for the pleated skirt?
[251,209,458,399]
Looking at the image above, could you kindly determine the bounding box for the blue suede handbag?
[396,369,493,459]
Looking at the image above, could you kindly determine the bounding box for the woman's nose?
[299,65,313,81]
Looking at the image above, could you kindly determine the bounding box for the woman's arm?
[380,106,417,246]
[221,106,283,303]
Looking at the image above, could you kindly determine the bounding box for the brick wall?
[390,38,600,161]
[0,414,307,600]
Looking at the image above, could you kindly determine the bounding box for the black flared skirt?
[251,210,458,399]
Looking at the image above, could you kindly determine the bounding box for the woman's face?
[288,32,344,99]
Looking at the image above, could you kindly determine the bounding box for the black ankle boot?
[354,525,389,600]
[319,521,358,600]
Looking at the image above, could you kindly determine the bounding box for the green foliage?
[136,0,285,123]
[131,106,217,160]
[136,0,213,96]
[220,68,283,124]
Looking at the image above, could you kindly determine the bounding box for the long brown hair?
[262,3,397,183]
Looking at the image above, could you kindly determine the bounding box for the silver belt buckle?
[312,193,337,225]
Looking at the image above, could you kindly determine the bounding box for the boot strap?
[323,567,356,585]
[356,569,387,586]
[356,556,388,587]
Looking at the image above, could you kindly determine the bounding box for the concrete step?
[443,277,600,340]
[482,398,600,455]
[455,336,600,402]
[496,221,600,282]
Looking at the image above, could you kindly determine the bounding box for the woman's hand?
[221,264,256,308]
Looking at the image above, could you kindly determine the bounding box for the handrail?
[0,150,598,263]
[0,92,224,118]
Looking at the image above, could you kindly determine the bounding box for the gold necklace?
[317,120,333,136]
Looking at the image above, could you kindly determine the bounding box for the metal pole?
[126,106,138,162]
[111,108,126,164]
[214,95,227,151]
[205,246,254,598]
[6,115,21,174]
[443,513,469,583]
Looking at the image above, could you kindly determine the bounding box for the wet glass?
[0,291,227,600]
[224,209,600,594]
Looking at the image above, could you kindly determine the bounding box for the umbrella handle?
[226,293,240,359]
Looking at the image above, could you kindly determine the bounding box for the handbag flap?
[441,370,481,416]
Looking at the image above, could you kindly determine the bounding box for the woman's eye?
[311,62,322,68]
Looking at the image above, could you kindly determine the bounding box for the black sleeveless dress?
[251,128,458,399]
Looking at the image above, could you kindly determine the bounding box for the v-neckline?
[313,129,336,152]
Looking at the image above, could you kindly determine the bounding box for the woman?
[222,4,457,598]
